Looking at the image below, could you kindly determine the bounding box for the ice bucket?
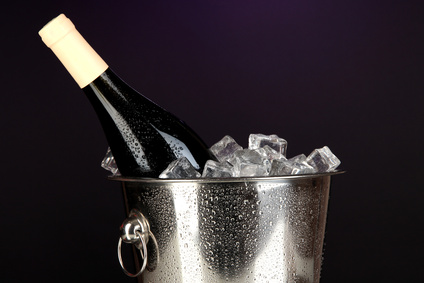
[112,171,343,283]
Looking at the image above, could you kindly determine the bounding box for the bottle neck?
[39,14,108,88]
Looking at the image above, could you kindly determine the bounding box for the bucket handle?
[117,209,157,277]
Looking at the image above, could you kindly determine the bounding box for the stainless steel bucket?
[112,171,343,283]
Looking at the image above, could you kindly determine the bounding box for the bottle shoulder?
[84,69,158,108]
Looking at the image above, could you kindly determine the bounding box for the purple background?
[2,0,423,282]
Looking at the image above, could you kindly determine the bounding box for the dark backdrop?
[2,1,423,282]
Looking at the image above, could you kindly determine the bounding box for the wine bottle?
[39,14,214,177]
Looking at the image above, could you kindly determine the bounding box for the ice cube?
[210,135,243,163]
[306,146,341,172]
[248,134,288,157]
[229,149,267,165]
[256,145,286,161]
[269,159,291,176]
[291,161,316,174]
[202,160,233,178]
[289,154,307,163]
[269,158,316,176]
[101,147,120,175]
[228,149,271,177]
[159,157,201,179]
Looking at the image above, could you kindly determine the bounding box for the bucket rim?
[108,170,345,184]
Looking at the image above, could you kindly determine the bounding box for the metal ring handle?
[118,230,148,277]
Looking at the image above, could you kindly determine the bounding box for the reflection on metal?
[113,171,343,282]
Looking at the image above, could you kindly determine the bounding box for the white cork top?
[39,14,108,88]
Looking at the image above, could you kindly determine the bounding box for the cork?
[39,14,108,88]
